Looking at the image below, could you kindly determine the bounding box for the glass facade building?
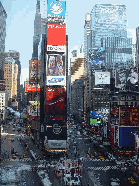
[89,4,133,77]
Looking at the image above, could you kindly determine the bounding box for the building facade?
[4,57,18,101]
[5,50,21,108]
[0,2,7,80]
[0,90,8,120]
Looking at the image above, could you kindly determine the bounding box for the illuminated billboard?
[46,88,66,121]
[47,0,66,18]
[29,60,41,84]
[115,70,127,88]
[47,24,66,52]
[26,84,40,92]
[46,54,66,85]
[110,124,114,144]
[95,72,110,85]
[29,101,40,116]
[89,47,105,63]
[120,106,139,126]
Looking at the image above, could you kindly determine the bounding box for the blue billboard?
[47,0,66,18]
[88,47,105,63]
[91,111,101,119]
[119,127,139,148]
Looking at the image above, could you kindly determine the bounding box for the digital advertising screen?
[46,54,66,85]
[95,72,110,85]
[120,106,139,126]
[46,87,66,121]
[47,24,66,52]
[29,101,40,116]
[26,84,40,92]
[89,47,105,63]
[47,0,66,18]
[29,60,41,84]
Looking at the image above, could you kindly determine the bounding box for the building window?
[125,102,128,106]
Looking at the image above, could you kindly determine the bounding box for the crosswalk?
[4,158,32,162]
[83,158,111,162]
[87,165,119,171]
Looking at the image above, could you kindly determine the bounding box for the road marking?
[87,165,119,171]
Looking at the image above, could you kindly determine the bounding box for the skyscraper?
[89,4,133,76]
[32,0,41,60]
[5,50,21,109]
[0,2,7,80]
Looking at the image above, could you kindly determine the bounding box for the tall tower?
[0,2,7,80]
[32,0,41,60]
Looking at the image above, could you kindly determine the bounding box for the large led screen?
[46,88,66,121]
[29,60,41,84]
[46,54,66,85]
[89,47,105,63]
[95,72,110,85]
[47,0,66,18]
[28,101,40,116]
[120,106,139,126]
[47,24,66,52]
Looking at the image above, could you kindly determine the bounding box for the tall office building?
[5,50,21,108]
[84,4,134,124]
[4,57,18,101]
[0,2,7,80]
[32,0,48,60]
[90,4,133,77]
[136,26,139,71]
[32,0,41,60]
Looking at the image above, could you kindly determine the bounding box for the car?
[128,177,137,185]
[15,152,19,156]
[23,154,28,158]
[13,128,15,131]
[19,155,23,159]
[17,128,21,132]
[12,155,16,159]
[11,138,14,142]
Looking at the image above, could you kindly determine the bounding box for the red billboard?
[110,124,114,144]
[46,87,66,121]
[120,106,139,126]
[47,24,66,52]
[26,84,40,92]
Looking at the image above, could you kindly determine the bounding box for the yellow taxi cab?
[99,157,105,160]
[23,154,28,158]
[12,154,16,159]
[19,155,23,159]
[15,152,19,156]
[90,154,94,158]
[128,177,137,185]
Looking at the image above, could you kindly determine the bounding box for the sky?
[1,0,139,85]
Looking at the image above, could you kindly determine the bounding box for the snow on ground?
[1,167,17,184]
[38,170,52,186]
[17,164,31,177]
[30,149,37,160]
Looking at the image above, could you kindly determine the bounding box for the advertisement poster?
[114,125,119,145]
[88,47,105,63]
[119,126,139,148]
[46,88,66,121]
[29,101,40,116]
[110,124,114,144]
[120,106,139,126]
[95,72,110,85]
[26,84,40,92]
[46,54,66,85]
[47,24,66,52]
[29,60,41,84]
[115,70,127,88]
[47,0,66,18]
